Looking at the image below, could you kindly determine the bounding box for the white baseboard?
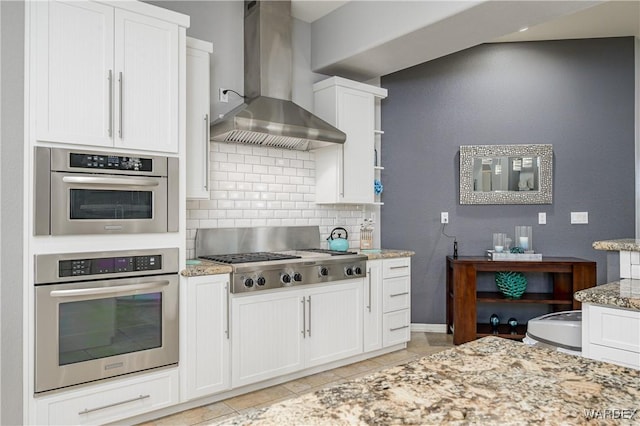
[411,323,447,333]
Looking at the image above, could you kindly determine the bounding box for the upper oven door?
[49,172,168,235]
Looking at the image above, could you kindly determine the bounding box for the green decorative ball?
[495,271,527,298]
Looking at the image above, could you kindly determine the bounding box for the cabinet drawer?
[383,310,410,347]
[588,305,640,353]
[587,344,640,370]
[383,258,411,278]
[35,369,178,425]
[383,276,410,313]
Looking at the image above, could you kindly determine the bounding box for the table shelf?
[446,256,596,345]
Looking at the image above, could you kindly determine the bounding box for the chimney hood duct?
[209,1,346,151]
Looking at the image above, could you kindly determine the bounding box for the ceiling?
[292,0,640,42]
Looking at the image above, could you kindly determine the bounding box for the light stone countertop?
[181,260,232,277]
[215,336,640,425]
[356,249,415,260]
[592,238,640,252]
[181,249,414,277]
[574,280,640,311]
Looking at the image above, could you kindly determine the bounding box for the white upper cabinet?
[33,1,114,147]
[32,0,187,153]
[186,37,213,199]
[313,77,387,204]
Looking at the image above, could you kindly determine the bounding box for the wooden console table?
[446,256,596,345]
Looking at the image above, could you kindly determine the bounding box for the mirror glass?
[460,144,552,205]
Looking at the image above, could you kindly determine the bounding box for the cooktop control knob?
[281,273,291,284]
[244,278,254,288]
[319,267,329,276]
[345,267,354,276]
[354,266,362,275]
[293,272,302,282]
[256,276,266,286]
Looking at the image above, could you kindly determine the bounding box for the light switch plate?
[538,212,546,225]
[570,211,588,224]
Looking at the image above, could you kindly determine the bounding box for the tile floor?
[141,332,454,426]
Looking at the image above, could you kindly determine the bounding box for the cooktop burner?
[199,252,302,264]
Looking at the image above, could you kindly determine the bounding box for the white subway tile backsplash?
[185,142,368,256]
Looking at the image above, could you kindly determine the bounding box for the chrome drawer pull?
[390,325,409,332]
[390,265,408,269]
[78,394,150,415]
[389,292,409,297]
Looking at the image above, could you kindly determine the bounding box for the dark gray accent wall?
[381,38,635,325]
[1,1,25,424]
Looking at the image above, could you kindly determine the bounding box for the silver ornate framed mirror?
[459,144,553,205]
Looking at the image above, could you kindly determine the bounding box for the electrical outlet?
[219,88,228,103]
[538,212,546,225]
[571,212,588,224]
[441,212,449,224]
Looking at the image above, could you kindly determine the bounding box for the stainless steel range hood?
[210,1,346,151]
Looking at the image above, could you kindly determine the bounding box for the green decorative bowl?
[495,271,527,298]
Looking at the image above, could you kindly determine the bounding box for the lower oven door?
[35,274,178,393]
[49,172,168,235]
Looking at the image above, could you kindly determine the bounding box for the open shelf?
[477,292,574,305]
[374,166,384,170]
[476,323,526,340]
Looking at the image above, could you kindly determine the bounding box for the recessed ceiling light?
[519,27,529,32]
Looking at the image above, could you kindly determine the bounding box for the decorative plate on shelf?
[374,179,383,195]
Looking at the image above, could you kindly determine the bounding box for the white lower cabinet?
[182,275,231,400]
[364,260,383,352]
[34,368,178,425]
[582,303,640,370]
[231,280,363,387]
[382,257,411,347]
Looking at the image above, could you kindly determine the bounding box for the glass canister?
[515,226,533,252]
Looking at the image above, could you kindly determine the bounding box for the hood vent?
[210,1,346,151]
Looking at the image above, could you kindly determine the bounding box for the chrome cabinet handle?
[204,114,210,191]
[390,325,409,332]
[62,176,159,187]
[389,292,409,298]
[118,71,123,138]
[108,70,113,137]
[225,282,230,339]
[50,281,169,298]
[367,268,372,312]
[301,297,306,338]
[307,296,312,337]
[78,394,150,415]
[390,265,409,270]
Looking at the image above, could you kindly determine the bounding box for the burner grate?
[199,252,302,264]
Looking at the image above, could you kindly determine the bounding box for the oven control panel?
[59,255,162,277]
[70,153,153,172]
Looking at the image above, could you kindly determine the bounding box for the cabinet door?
[364,260,383,352]
[231,290,305,387]
[114,9,179,153]
[33,0,114,147]
[306,280,363,368]
[183,276,230,400]
[186,43,211,199]
[337,88,374,204]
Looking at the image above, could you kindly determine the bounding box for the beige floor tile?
[370,349,419,366]
[281,370,341,393]
[425,332,454,347]
[223,384,294,411]
[237,395,298,414]
[198,411,241,426]
[330,358,385,379]
[148,401,235,426]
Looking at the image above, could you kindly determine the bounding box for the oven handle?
[62,176,160,187]
[49,280,170,298]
